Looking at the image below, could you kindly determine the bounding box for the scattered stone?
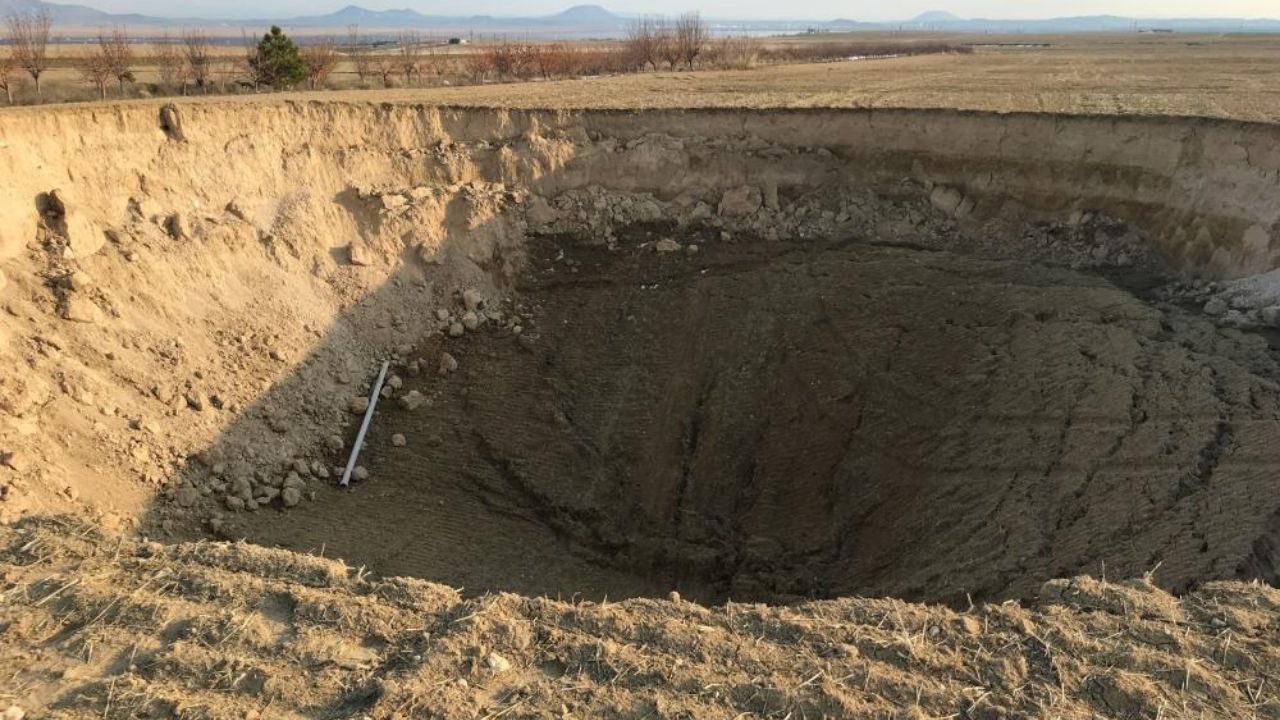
[387,374,404,390]
[380,194,408,211]
[1,451,28,472]
[226,199,249,221]
[485,652,512,673]
[462,311,481,331]
[685,244,699,255]
[281,486,303,507]
[956,616,983,635]
[462,288,483,311]
[62,296,102,324]
[292,459,310,475]
[225,495,246,512]
[175,485,199,508]
[449,322,465,338]
[718,186,763,218]
[326,435,344,452]
[1204,297,1229,316]
[1260,306,1280,327]
[4,704,26,720]
[435,308,450,321]
[348,396,371,414]
[67,270,94,291]
[391,433,407,447]
[352,466,370,481]
[654,238,682,253]
[668,590,682,603]
[230,476,253,499]
[49,189,106,257]
[166,213,191,241]
[439,352,459,375]
[398,391,426,411]
[348,242,373,266]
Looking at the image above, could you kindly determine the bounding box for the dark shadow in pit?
[138,202,1280,610]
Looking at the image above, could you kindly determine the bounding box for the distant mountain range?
[1,0,1279,36]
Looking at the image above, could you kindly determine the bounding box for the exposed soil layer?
[236,226,1280,605]
[3,100,1280,718]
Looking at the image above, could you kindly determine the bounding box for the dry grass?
[3,32,1280,123]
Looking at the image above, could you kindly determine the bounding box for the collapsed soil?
[229,226,1280,607]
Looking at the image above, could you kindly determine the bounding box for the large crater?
[1,101,1279,607]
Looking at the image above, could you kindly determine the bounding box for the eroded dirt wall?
[2,102,1279,275]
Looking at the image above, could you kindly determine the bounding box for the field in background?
[4,31,1278,118]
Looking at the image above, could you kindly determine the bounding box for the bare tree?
[240,31,271,91]
[182,29,212,94]
[154,32,185,91]
[372,53,397,88]
[0,49,15,104]
[396,30,424,87]
[6,9,52,102]
[466,45,494,83]
[657,19,681,70]
[301,38,340,90]
[347,25,372,85]
[212,57,239,93]
[75,40,113,99]
[675,12,708,69]
[100,26,134,96]
[625,17,663,71]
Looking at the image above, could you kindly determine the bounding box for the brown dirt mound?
[225,225,1280,606]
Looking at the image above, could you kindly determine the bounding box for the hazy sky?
[74,0,1280,21]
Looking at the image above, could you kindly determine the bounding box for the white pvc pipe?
[340,360,390,488]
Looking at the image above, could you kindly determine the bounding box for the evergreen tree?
[250,26,306,89]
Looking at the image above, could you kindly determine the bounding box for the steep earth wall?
[2,102,1279,275]
[1,99,1279,554]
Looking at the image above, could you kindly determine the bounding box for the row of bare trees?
[3,9,52,103]
[625,12,709,71]
[74,27,134,99]
[345,27,445,89]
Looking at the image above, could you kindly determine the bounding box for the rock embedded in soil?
[398,391,426,411]
[485,652,512,674]
[281,486,303,507]
[391,433,407,447]
[348,242,373,266]
[439,352,459,375]
[348,396,370,414]
[165,213,191,241]
[718,186,763,218]
[62,297,102,324]
[654,238,682,253]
